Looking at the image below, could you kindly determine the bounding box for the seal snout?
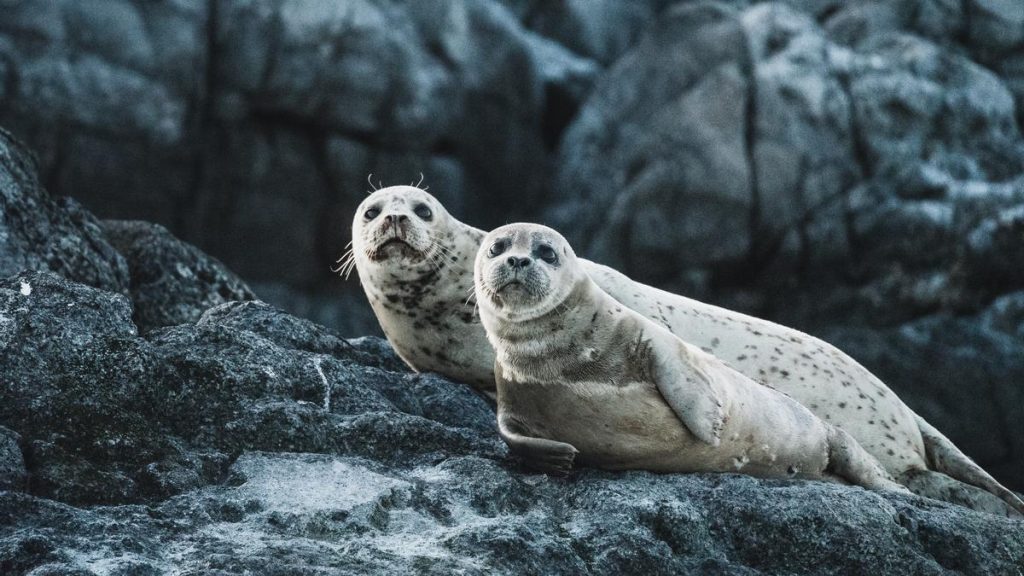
[506,256,532,270]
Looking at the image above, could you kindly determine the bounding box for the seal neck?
[487,277,602,361]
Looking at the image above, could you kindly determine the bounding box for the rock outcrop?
[102,220,256,332]
[1,268,1023,575]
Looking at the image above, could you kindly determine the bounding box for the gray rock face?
[0,269,1023,574]
[0,427,26,492]
[0,128,129,295]
[552,1,1024,288]
[102,220,256,332]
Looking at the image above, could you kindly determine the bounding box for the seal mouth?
[370,237,421,261]
[379,237,409,249]
[496,279,524,293]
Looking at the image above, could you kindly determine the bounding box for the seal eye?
[537,244,558,265]
[488,240,508,258]
[414,204,433,221]
[364,207,381,220]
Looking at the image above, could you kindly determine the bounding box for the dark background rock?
[0,128,129,295]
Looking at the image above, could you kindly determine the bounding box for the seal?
[343,185,491,390]
[473,223,907,491]
[346,185,1024,515]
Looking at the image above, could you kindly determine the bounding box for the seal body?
[585,264,924,474]
[476,223,905,491]
[496,318,830,478]
[349,187,1024,515]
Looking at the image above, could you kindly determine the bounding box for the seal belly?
[501,375,831,478]
[501,378,702,471]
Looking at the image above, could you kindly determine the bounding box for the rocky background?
[1,126,1023,575]
[2,0,1024,572]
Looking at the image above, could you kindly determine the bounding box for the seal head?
[351,186,454,280]
[474,223,584,323]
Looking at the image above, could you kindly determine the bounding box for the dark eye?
[488,240,507,257]
[364,206,381,220]
[414,204,433,220]
[537,244,558,264]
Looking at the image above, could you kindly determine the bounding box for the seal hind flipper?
[825,426,909,493]
[914,414,1024,516]
[899,469,1023,517]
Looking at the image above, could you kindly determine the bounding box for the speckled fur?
[350,187,1024,515]
[351,186,491,391]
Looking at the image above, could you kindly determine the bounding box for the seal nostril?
[507,256,531,269]
[398,214,409,223]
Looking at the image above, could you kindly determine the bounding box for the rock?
[101,220,256,332]
[0,243,1022,573]
[552,2,755,284]
[1,452,1024,575]
[0,270,202,504]
[0,128,128,294]
[551,1,1024,289]
[0,427,26,492]
[0,269,500,505]
[516,0,666,65]
[0,0,601,292]
[0,0,205,225]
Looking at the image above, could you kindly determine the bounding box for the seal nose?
[507,256,532,270]
[384,214,409,226]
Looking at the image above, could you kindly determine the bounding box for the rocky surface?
[0,128,128,295]
[1,269,1023,575]
[102,220,256,332]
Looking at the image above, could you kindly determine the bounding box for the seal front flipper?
[648,337,728,446]
[497,413,578,476]
[494,361,578,476]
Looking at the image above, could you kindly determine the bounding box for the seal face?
[474,223,907,493]
[348,186,491,390]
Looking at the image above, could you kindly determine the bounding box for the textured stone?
[0,427,26,492]
[102,220,256,332]
[0,128,128,294]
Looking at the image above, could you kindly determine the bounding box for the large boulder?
[551,1,1024,290]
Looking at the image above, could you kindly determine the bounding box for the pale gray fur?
[350,186,1024,516]
[474,223,907,493]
